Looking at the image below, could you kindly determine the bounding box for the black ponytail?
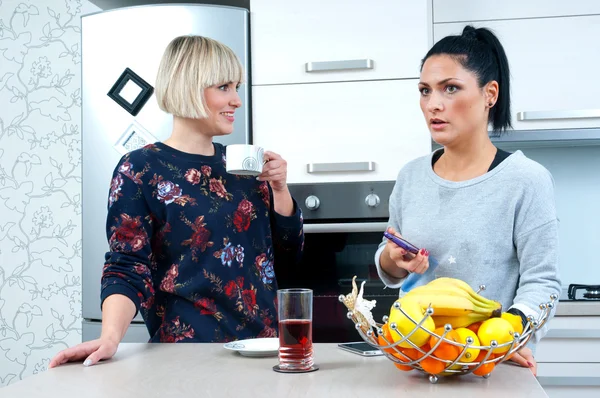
[421,25,512,133]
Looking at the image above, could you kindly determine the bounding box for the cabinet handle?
[307,161,375,173]
[517,109,600,121]
[305,59,374,73]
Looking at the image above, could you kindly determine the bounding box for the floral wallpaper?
[0,0,99,386]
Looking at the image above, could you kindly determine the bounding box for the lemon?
[454,328,480,363]
[388,298,435,348]
[477,318,515,354]
[501,312,524,335]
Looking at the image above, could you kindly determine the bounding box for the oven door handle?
[303,222,388,234]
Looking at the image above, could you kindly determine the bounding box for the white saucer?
[223,337,279,358]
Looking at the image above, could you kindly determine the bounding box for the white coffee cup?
[225,144,265,176]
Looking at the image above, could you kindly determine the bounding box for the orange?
[467,321,482,334]
[377,324,397,354]
[391,352,414,371]
[491,351,514,361]
[429,327,461,361]
[394,362,413,371]
[503,351,515,361]
[471,351,496,377]
[398,346,426,361]
[391,346,419,372]
[420,357,446,375]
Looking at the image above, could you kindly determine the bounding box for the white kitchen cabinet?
[434,15,600,131]
[537,363,600,398]
[535,316,600,397]
[252,79,432,183]
[536,316,600,363]
[433,0,600,23]
[542,386,600,398]
[250,0,431,85]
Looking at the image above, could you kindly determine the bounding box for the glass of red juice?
[273,288,318,373]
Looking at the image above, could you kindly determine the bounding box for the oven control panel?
[365,193,380,208]
[305,195,320,210]
[289,181,394,220]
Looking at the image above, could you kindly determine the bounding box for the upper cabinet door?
[433,0,600,23]
[252,80,432,184]
[434,16,600,131]
[250,0,431,85]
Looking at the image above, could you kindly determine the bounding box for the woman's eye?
[445,85,458,93]
[419,87,430,95]
[218,85,228,91]
[235,85,241,92]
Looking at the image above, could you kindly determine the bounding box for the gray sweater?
[375,149,561,342]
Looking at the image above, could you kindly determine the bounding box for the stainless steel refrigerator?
[81,4,250,342]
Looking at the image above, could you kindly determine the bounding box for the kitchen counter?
[3,343,547,397]
[556,300,600,316]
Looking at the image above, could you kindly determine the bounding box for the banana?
[402,278,502,322]
[422,278,502,310]
[407,284,486,307]
[426,277,497,308]
[404,292,499,317]
[432,313,490,328]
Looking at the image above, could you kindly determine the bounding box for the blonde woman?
[49,36,303,367]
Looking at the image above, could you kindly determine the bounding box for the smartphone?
[382,231,440,293]
[383,231,420,254]
[337,342,384,357]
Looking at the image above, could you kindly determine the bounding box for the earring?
[488,102,494,107]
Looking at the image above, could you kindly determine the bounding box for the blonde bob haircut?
[155,35,244,119]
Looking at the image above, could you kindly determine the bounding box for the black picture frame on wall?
[107,68,154,116]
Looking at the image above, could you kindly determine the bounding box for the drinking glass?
[273,288,319,373]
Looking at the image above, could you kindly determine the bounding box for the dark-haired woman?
[375,26,561,376]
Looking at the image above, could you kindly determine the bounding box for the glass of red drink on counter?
[273,288,319,373]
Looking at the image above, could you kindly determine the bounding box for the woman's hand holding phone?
[383,227,430,275]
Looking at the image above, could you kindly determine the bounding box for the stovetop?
[560,284,600,301]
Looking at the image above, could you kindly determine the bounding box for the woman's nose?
[426,92,443,112]
[230,92,242,108]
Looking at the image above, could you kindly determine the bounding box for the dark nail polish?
[424,249,429,257]
[419,249,426,256]
[527,361,534,367]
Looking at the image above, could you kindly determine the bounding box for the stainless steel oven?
[279,181,399,343]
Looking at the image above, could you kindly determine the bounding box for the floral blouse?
[101,142,304,342]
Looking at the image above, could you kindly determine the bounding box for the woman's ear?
[485,80,499,107]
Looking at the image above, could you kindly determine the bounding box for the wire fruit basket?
[339,283,558,384]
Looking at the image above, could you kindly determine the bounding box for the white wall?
[0,0,99,386]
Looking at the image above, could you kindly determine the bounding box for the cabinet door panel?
[536,316,600,362]
[434,16,600,131]
[433,0,600,23]
[251,0,430,84]
[252,80,432,183]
